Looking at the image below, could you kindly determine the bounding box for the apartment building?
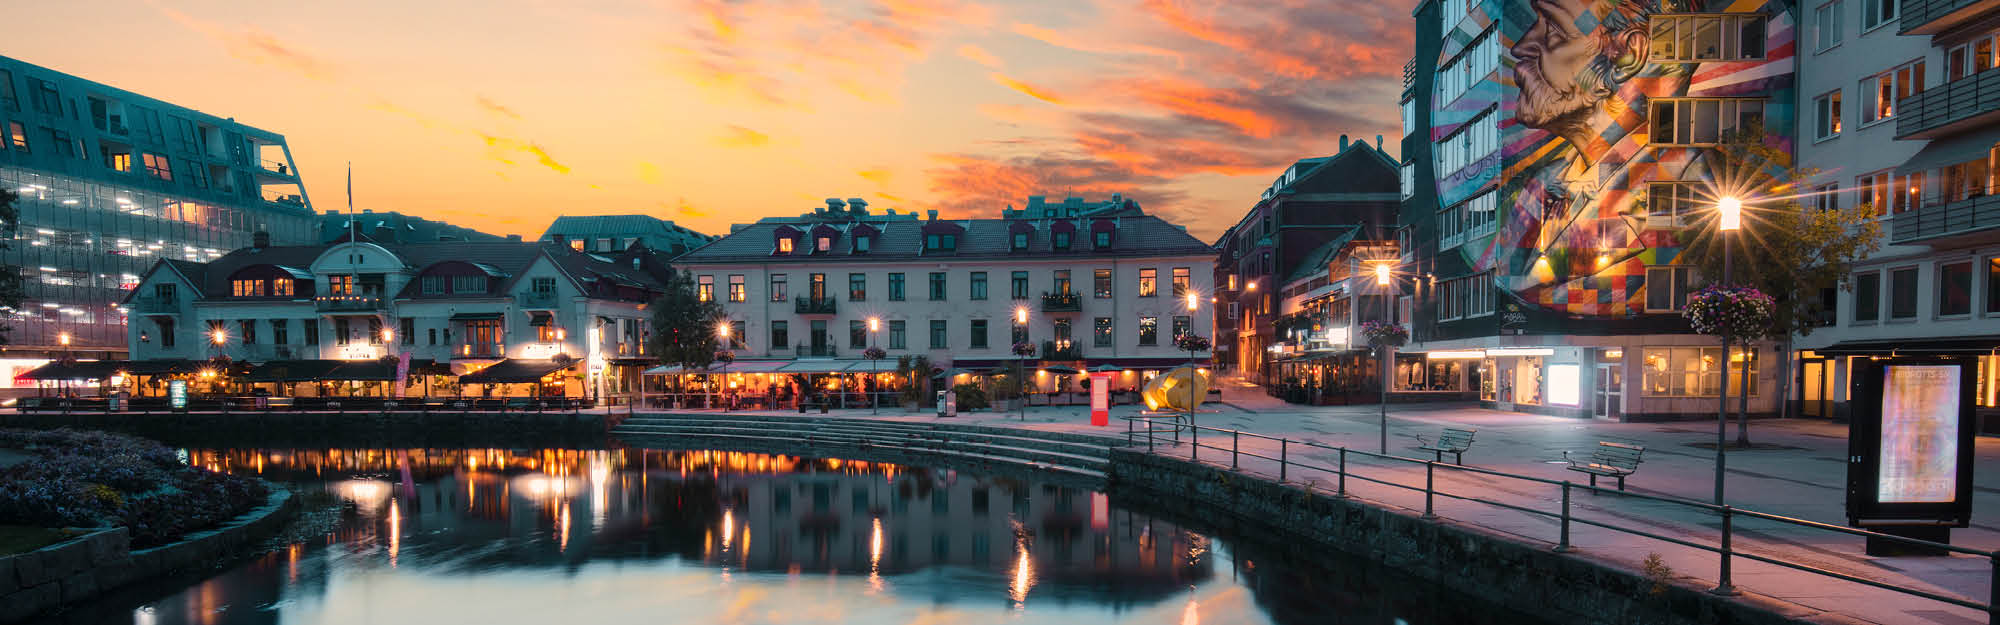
[539,214,716,257]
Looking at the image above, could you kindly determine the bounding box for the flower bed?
[0,429,269,548]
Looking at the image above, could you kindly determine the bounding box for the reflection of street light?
[1713,196,1742,508]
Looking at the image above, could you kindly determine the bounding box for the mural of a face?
[1510,0,1653,151]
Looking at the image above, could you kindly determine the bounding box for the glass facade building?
[0,55,315,361]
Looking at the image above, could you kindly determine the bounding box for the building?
[1210,137,1400,384]
[317,209,501,244]
[1397,0,1796,419]
[540,214,716,257]
[123,235,668,400]
[1268,230,1406,404]
[0,55,317,376]
[1789,0,2000,423]
[671,197,1216,381]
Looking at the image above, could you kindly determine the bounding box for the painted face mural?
[1433,0,1793,319]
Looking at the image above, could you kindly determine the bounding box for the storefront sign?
[1846,358,1976,526]
[1089,372,1110,426]
[337,344,383,361]
[168,380,187,410]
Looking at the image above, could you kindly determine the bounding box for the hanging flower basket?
[713,350,736,364]
[1173,333,1211,352]
[1683,285,1775,340]
[1360,320,1408,347]
[862,346,887,360]
[1011,341,1038,357]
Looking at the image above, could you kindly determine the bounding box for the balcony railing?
[1040,292,1081,312]
[1891,194,2000,243]
[132,296,179,315]
[1042,340,1082,361]
[315,295,385,313]
[1895,68,2000,139]
[795,297,837,315]
[518,291,560,309]
[455,343,505,359]
[798,344,837,358]
[260,158,294,176]
[1899,0,1998,34]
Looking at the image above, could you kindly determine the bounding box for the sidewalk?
[611,391,1998,624]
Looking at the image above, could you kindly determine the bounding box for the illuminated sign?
[1089,372,1110,427]
[1547,364,1581,406]
[1426,350,1486,360]
[519,342,562,360]
[1324,327,1349,346]
[1877,365,1961,503]
[168,380,187,410]
[1486,347,1555,357]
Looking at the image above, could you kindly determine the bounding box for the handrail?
[1119,415,1996,621]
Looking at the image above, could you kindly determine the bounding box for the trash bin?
[936,390,958,417]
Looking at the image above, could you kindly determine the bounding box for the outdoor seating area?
[638,359,1201,411]
[8,356,625,411]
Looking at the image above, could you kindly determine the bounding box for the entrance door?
[1802,361,1828,418]
[1593,363,1623,419]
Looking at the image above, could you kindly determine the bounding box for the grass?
[0,525,77,556]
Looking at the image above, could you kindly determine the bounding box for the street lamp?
[1016,306,1029,421]
[1184,292,1199,431]
[717,321,731,412]
[1713,196,1742,506]
[1375,261,1394,454]
[868,317,880,415]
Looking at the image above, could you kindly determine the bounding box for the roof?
[540,215,714,242]
[1282,227,1362,284]
[678,211,1211,264]
[183,240,667,300]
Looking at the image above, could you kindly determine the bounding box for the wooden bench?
[1412,427,1476,464]
[1564,441,1645,491]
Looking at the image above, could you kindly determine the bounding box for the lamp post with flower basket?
[1361,319,1408,453]
[1684,283,1774,508]
[1174,332,1211,431]
[713,348,735,411]
[1012,340,1037,420]
[863,344,886,414]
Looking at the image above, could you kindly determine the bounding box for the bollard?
[1422,461,1437,520]
[1127,417,1133,445]
[1279,439,1288,483]
[1988,551,1998,623]
[1191,423,1198,462]
[1147,419,1155,453]
[1231,431,1239,469]
[1710,505,1738,596]
[1336,448,1348,498]
[1555,481,1572,552]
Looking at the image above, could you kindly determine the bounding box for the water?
[36,447,1550,625]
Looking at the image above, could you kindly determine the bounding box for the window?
[729,321,745,349]
[240,320,257,345]
[970,272,988,299]
[401,318,416,345]
[1854,271,1882,322]
[1649,14,1768,61]
[1813,183,1841,213]
[1012,232,1029,250]
[1053,270,1072,295]
[925,233,957,252]
[1094,231,1111,248]
[1438,190,1498,248]
[7,122,26,152]
[532,277,556,294]
[930,320,948,349]
[888,273,906,300]
[273,279,294,297]
[770,274,788,302]
[1401,162,1416,200]
[1946,32,1999,80]
[697,275,714,302]
[1053,319,1073,348]
[1814,1,1843,52]
[1645,266,1694,312]
[273,320,290,345]
[29,78,58,114]
[846,320,867,348]
[232,279,263,296]
[1861,60,1924,125]
[102,145,131,172]
[854,236,871,253]
[1890,266,1919,319]
[1988,257,2000,315]
[1093,318,1113,347]
[1172,316,1191,340]
[141,153,172,180]
[1814,90,1842,140]
[816,236,832,252]
[1435,111,1498,175]
[970,319,988,348]
[809,273,828,300]
[1649,98,1766,145]
[1941,153,1993,203]
[722,275,744,302]
[303,320,318,346]
[848,273,866,301]
[777,237,794,253]
[1435,32,1500,104]
[452,275,487,293]
[1093,269,1112,298]
[1940,261,1973,316]
[929,272,947,301]
[1011,319,1028,345]
[1139,317,1159,345]
[368,318,383,345]
[772,321,789,348]
[1857,169,1922,216]
[1860,0,1896,31]
[428,328,437,345]
[1172,268,1191,298]
[1138,269,1157,297]
[1436,272,1495,320]
[1011,271,1029,299]
[1646,182,1703,226]
[1641,347,1756,397]
[888,320,907,349]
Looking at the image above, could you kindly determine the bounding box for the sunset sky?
[11,0,1407,241]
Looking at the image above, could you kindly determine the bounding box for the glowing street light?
[1717,196,1742,232]
[868,317,881,414]
[1712,195,1744,510]
[211,328,227,345]
[57,332,69,347]
[716,321,732,412]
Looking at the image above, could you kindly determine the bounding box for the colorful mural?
[1432,0,1795,319]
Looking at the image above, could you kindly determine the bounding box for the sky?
[10,0,1408,242]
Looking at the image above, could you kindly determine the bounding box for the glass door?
[1593,363,1623,419]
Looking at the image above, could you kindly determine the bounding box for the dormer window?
[1013,233,1029,250]
[777,238,794,253]
[1053,231,1071,250]
[816,236,832,252]
[855,236,872,253]
[1094,231,1111,248]
[925,234,957,252]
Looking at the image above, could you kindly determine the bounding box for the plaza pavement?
[613,383,1999,624]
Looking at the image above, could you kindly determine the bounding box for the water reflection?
[31,447,1553,625]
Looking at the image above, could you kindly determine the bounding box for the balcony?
[132,296,179,315]
[1040,292,1081,313]
[1041,340,1082,361]
[1895,69,2000,140]
[315,295,385,313]
[259,157,295,177]
[1900,0,2000,34]
[518,290,561,309]
[1891,194,2000,243]
[795,297,837,315]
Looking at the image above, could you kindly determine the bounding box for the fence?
[1122,415,1997,621]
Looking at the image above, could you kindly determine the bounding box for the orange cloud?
[718,125,771,147]
[857,168,893,185]
[637,161,663,184]
[478,133,572,174]
[476,95,521,119]
[668,197,710,218]
[956,44,1001,68]
[990,73,1064,106]
[152,4,338,81]
[1010,22,1183,65]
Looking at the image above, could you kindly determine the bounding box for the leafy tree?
[647,269,726,371]
[1674,124,1884,442]
[0,188,19,345]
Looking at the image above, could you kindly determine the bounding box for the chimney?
[252,231,270,249]
[847,198,868,214]
[825,198,845,211]
[1377,134,1384,149]
[926,209,939,221]
[507,234,523,242]
[1339,135,1349,151]
[361,208,374,214]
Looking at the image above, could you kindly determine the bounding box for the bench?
[1412,427,1476,464]
[1564,441,1645,491]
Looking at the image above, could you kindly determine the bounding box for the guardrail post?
[1710,505,1738,596]
[1146,419,1155,453]
[1422,461,1437,520]
[1126,417,1133,446]
[1279,439,1288,483]
[1231,431,1239,470]
[1190,423,1198,462]
[1336,448,1348,498]
[1554,481,1571,553]
[1988,551,1998,624]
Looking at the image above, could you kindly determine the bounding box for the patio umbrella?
[1040,365,1082,375]
[1087,364,1126,373]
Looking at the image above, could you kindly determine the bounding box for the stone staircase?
[611,414,1123,481]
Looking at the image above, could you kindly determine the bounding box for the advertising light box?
[1847,358,1976,527]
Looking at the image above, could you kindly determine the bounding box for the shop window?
[1641,347,1757,397]
[1940,261,1973,317]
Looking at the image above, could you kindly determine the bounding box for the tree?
[647,269,726,371]
[0,188,19,345]
[1673,123,1884,442]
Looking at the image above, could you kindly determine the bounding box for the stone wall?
[1108,450,1822,625]
[0,411,607,449]
[0,488,296,623]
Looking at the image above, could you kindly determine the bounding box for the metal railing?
[1891,194,2000,243]
[518,290,561,309]
[1121,415,1997,621]
[1895,66,2000,139]
[795,297,837,315]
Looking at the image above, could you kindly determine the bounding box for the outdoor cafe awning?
[1816,335,2000,355]
[326,360,402,381]
[16,360,123,381]
[244,360,343,382]
[460,358,572,384]
[778,360,856,373]
[121,359,199,376]
[720,360,792,373]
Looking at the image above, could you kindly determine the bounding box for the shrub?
[952,383,990,410]
[0,428,270,547]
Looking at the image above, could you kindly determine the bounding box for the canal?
[32,446,1551,625]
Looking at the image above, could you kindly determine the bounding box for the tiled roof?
[540,215,714,241]
[676,210,1212,264]
[190,240,667,300]
[1282,227,1361,284]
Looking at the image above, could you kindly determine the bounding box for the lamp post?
[1713,196,1741,505]
[868,317,881,415]
[210,327,227,396]
[1375,261,1393,454]
[1184,292,1200,431]
[717,321,731,412]
[56,332,70,397]
[1016,306,1029,421]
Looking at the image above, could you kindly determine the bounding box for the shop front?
[1392,350,1481,401]
[1273,350,1374,405]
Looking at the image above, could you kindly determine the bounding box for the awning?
[16,360,123,381]
[327,360,401,381]
[1899,126,2000,175]
[123,359,198,375]
[1816,335,2000,355]
[1085,357,1210,369]
[719,360,792,373]
[244,360,343,382]
[528,311,554,326]
[460,358,572,384]
[450,312,503,321]
[607,356,658,367]
[778,360,856,373]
